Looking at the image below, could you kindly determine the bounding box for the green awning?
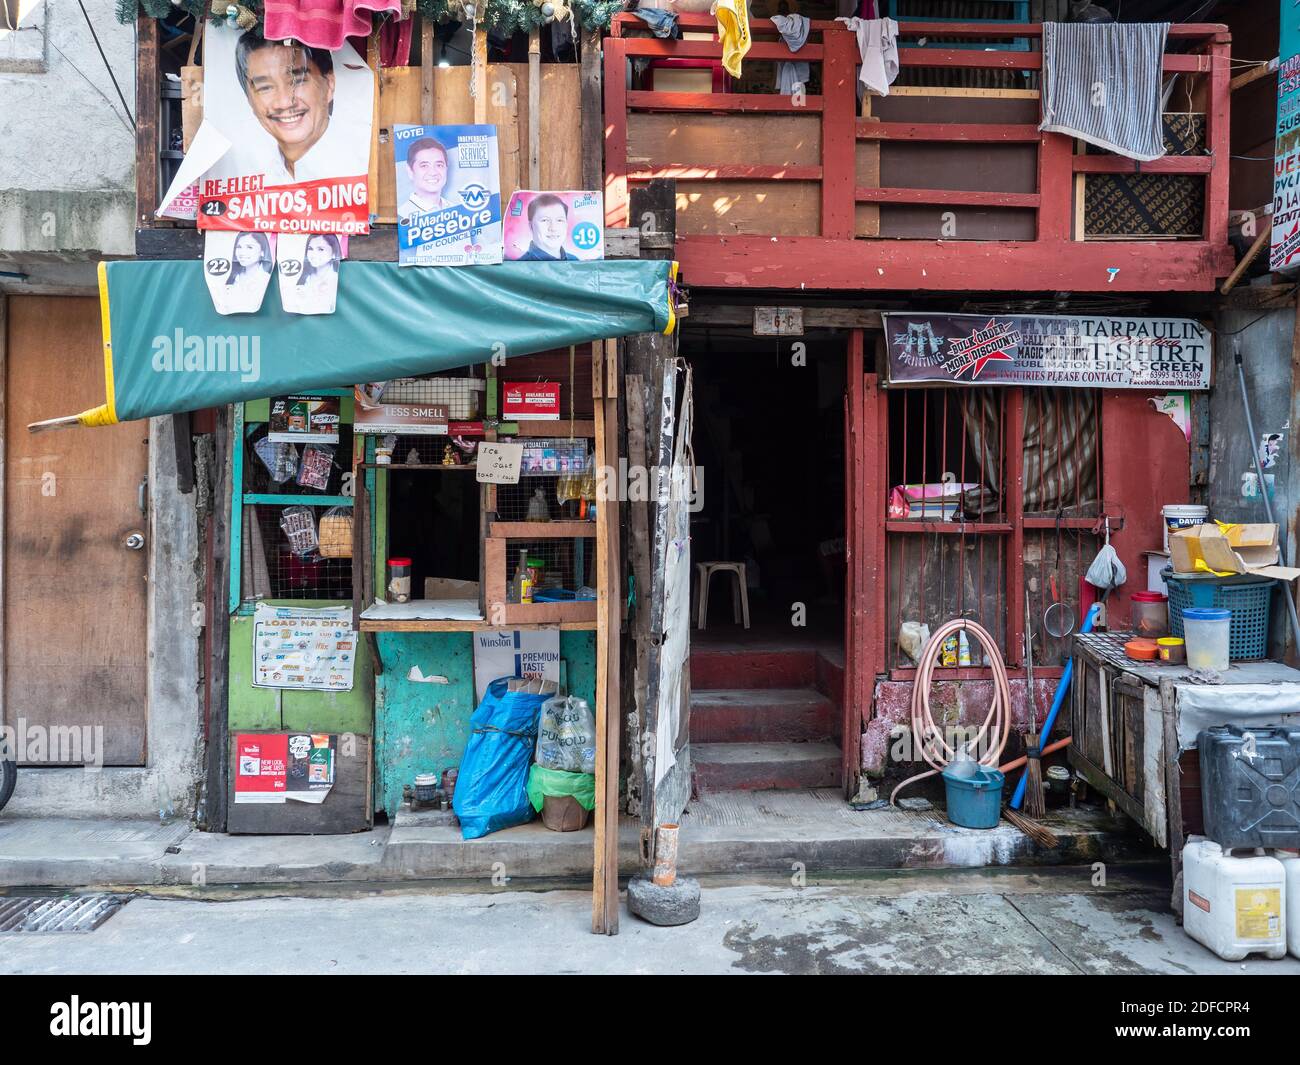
[53,258,676,427]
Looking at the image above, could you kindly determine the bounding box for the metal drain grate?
[0,894,126,933]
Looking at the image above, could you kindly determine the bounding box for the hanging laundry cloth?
[262,0,405,52]
[379,10,414,66]
[630,5,680,38]
[713,0,751,79]
[1038,21,1170,162]
[836,0,877,16]
[771,13,810,96]
[836,16,899,97]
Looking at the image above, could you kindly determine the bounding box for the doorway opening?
[680,326,848,795]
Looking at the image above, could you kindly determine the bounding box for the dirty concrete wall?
[0,0,136,273]
[1209,306,1297,661]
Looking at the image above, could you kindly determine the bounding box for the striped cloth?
[1039,21,1170,163]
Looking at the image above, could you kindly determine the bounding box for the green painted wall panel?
[227,601,374,735]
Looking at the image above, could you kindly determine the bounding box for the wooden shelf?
[360,617,596,632]
[490,521,597,539]
[501,420,596,437]
[358,463,477,471]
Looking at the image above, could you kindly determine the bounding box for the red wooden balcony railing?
[605,13,1235,292]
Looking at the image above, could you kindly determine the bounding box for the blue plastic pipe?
[1011,602,1103,810]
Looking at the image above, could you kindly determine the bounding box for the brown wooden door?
[4,296,149,765]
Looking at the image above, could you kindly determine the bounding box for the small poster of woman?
[278,233,346,315]
[204,230,276,315]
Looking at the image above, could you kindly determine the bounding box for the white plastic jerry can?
[1280,851,1300,960]
[1182,838,1287,961]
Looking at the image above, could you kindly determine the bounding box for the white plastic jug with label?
[1280,851,1300,959]
[1182,838,1287,961]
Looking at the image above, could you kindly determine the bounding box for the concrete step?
[690,648,817,690]
[690,688,835,744]
[693,741,841,791]
[0,801,1158,888]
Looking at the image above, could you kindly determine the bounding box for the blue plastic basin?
[942,766,1006,829]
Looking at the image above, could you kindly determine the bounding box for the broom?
[1022,591,1047,820]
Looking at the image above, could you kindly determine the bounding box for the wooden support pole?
[203,405,234,832]
[528,28,541,188]
[135,13,160,229]
[472,27,488,125]
[580,30,603,193]
[592,340,622,935]
[421,16,435,123]
[1230,59,1276,93]
[1220,223,1272,294]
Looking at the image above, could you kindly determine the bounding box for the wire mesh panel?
[240,422,355,602]
[496,536,596,601]
[244,503,354,600]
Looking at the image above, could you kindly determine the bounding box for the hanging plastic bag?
[535,694,596,774]
[452,678,548,839]
[1085,518,1127,590]
[253,437,298,483]
[317,506,352,559]
[296,443,335,491]
[279,505,319,558]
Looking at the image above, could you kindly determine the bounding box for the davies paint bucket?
[1162,504,1208,553]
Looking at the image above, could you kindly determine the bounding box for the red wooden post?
[843,330,863,792]
[1006,388,1026,666]
[603,37,630,229]
[820,27,858,240]
[1203,38,1231,244]
[1036,132,1073,242]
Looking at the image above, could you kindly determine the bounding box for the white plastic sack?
[1086,543,1127,590]
[535,695,596,774]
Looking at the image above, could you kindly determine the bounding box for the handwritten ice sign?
[475,442,523,484]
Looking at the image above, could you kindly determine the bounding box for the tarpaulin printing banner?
[883,312,1211,390]
[39,258,676,428]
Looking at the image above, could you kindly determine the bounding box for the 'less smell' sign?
[476,442,523,484]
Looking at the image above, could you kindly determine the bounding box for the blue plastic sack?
[453,678,549,840]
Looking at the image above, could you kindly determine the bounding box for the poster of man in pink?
[504,191,604,262]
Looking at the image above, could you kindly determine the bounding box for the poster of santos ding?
[394,123,502,266]
[883,313,1211,390]
[156,23,374,235]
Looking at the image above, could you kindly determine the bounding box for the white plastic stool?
[695,561,750,630]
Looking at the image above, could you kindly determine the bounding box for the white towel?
[836,16,899,97]
[1039,21,1170,162]
[772,13,810,96]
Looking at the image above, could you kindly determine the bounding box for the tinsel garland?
[116,0,628,36]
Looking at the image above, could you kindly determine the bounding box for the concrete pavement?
[3,867,1296,975]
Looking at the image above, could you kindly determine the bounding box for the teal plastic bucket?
[942,766,1006,829]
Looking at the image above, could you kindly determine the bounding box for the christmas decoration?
[118,0,628,37]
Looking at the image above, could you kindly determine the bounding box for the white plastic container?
[1183,606,1231,671]
[1280,851,1300,959]
[1182,838,1287,960]
[1163,503,1208,552]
